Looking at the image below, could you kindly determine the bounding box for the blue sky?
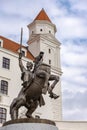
[0,0,87,121]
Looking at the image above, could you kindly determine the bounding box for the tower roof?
[34,9,52,23]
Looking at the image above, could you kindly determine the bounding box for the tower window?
[0,107,7,123]
[0,80,8,95]
[48,49,51,53]
[2,57,10,69]
[40,29,43,31]
[49,30,51,33]
[32,31,34,34]
[49,59,51,65]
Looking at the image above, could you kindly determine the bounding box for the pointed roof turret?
[33,8,52,23]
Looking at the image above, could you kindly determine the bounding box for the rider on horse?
[19,51,59,99]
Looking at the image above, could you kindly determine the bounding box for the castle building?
[0,9,87,130]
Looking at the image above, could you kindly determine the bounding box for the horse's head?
[37,63,51,74]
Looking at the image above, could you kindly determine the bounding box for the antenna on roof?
[20,27,23,53]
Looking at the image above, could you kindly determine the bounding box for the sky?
[0,0,87,121]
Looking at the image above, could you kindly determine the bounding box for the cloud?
[68,0,87,12]
[63,90,87,120]
[55,16,87,40]
[61,39,87,120]
[61,40,87,67]
[61,40,87,91]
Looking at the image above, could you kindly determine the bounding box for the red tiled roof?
[0,36,34,60]
[34,8,52,23]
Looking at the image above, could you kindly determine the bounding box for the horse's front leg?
[48,75,60,99]
[48,75,59,91]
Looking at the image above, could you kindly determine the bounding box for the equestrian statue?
[10,51,60,120]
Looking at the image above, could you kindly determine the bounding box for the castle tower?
[27,9,62,122]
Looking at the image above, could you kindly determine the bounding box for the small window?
[32,31,34,34]
[49,59,51,65]
[2,57,10,69]
[0,80,8,95]
[21,50,25,57]
[0,108,7,123]
[49,30,51,33]
[40,29,43,31]
[49,49,51,53]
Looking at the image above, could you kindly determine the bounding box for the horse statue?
[10,52,59,120]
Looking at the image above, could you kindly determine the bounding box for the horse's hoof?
[49,93,60,99]
[26,113,34,119]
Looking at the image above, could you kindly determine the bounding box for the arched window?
[49,30,51,33]
[0,107,7,123]
[0,80,8,95]
[2,57,10,69]
[49,59,51,65]
[48,48,51,54]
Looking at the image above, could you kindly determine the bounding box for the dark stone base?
[3,118,56,126]
[0,118,58,130]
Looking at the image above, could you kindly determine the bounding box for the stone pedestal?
[0,118,58,130]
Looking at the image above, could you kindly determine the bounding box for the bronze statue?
[10,52,59,120]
